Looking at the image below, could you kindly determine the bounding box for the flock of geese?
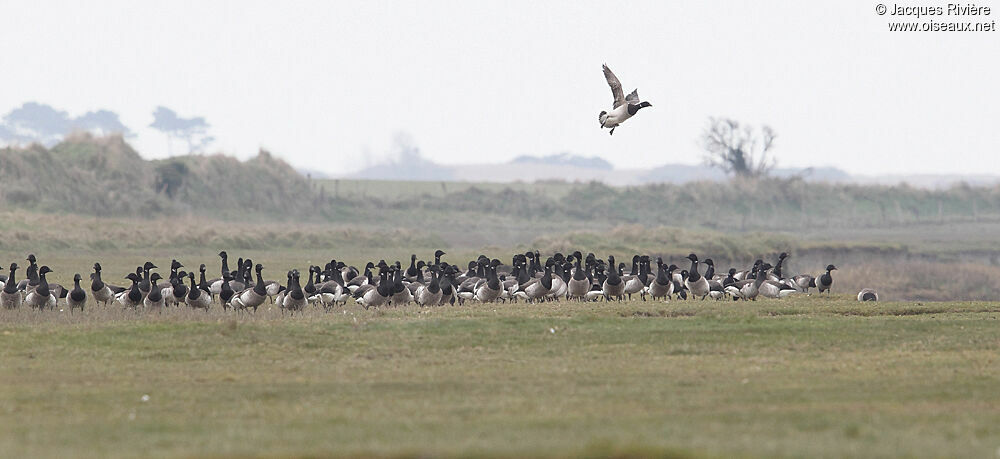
[0,250,875,314]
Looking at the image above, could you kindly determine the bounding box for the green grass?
[2,297,999,458]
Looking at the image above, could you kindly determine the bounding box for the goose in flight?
[599,64,652,135]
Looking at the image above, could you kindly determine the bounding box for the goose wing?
[603,64,625,108]
[625,89,639,105]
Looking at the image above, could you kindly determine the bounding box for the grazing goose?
[89,263,117,307]
[703,260,726,300]
[598,64,652,135]
[143,273,166,312]
[347,262,375,293]
[25,266,57,310]
[647,258,675,301]
[602,256,625,301]
[759,275,799,299]
[184,272,211,311]
[415,266,443,307]
[1,263,22,309]
[519,258,554,303]
[114,273,143,309]
[684,254,711,300]
[232,264,268,312]
[857,288,878,302]
[66,273,87,312]
[354,267,391,309]
[790,274,815,293]
[816,265,836,294]
[283,270,307,314]
[725,263,772,301]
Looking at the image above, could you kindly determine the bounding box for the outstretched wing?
[625,89,639,105]
[603,64,625,108]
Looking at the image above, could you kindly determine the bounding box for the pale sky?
[1,1,998,176]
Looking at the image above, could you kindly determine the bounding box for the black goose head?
[826,265,837,272]
[728,268,737,277]
[199,264,207,274]
[127,272,142,283]
[38,265,52,276]
[73,273,82,283]
[143,261,157,272]
[9,262,18,272]
[171,259,182,271]
[26,254,37,264]
[686,253,698,263]
[93,262,102,272]
[150,273,163,284]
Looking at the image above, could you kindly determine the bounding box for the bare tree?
[701,117,776,178]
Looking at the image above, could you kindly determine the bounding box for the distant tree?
[701,117,776,178]
[72,109,133,137]
[149,106,215,155]
[0,102,133,146]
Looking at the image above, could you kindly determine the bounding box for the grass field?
[2,297,999,458]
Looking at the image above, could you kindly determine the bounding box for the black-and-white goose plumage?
[598,64,652,135]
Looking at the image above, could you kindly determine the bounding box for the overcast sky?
[2,1,998,176]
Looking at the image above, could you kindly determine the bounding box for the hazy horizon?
[2,0,998,177]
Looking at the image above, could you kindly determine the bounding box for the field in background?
[2,298,999,458]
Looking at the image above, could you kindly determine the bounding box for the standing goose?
[25,266,57,310]
[389,267,414,306]
[89,263,117,307]
[522,258,555,303]
[1,263,22,309]
[647,258,675,302]
[137,262,157,297]
[283,270,307,314]
[115,273,143,309]
[567,254,591,301]
[169,271,188,306]
[184,272,211,311]
[474,261,503,303]
[622,255,646,301]
[16,253,38,292]
[232,264,269,312]
[816,265,837,294]
[66,273,87,312]
[415,266,443,307]
[219,272,236,310]
[354,267,391,309]
[143,273,165,312]
[598,64,652,135]
[684,254,711,300]
[601,256,625,302]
